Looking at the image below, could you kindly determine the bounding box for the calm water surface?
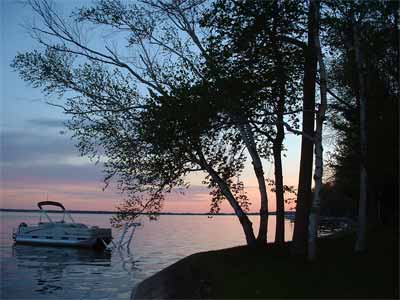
[1,212,293,299]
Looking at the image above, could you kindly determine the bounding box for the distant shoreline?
[0,208,294,216]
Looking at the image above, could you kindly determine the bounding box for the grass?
[134,226,398,299]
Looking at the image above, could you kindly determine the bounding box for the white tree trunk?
[197,149,257,247]
[237,124,269,244]
[353,22,368,253]
[308,0,326,261]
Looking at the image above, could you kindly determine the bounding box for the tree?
[201,0,304,244]
[200,0,273,244]
[324,0,399,251]
[291,0,318,255]
[308,0,327,261]
[12,0,260,246]
[352,14,368,253]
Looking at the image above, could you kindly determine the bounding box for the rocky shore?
[132,227,397,299]
[133,251,214,299]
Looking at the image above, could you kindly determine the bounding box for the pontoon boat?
[13,201,112,250]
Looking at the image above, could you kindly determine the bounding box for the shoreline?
[133,227,398,299]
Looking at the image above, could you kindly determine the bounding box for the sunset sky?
[1,0,304,213]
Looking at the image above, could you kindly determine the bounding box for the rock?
[132,253,212,299]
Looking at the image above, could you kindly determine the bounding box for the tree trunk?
[395,3,399,86]
[271,0,285,245]
[308,0,326,261]
[197,149,257,247]
[353,22,368,253]
[237,124,269,244]
[292,0,318,255]
[273,135,285,244]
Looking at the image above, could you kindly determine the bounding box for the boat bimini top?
[37,201,76,224]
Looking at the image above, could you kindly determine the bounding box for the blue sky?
[0,0,303,212]
[0,0,117,210]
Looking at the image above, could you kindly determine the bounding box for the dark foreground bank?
[133,227,398,299]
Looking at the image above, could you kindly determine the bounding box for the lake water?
[0,212,293,299]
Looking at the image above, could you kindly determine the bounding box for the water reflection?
[3,214,295,299]
[113,248,140,274]
[12,245,111,295]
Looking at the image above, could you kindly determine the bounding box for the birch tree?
[12,0,261,246]
[308,0,327,261]
[201,0,304,244]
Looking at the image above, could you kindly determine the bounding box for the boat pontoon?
[13,201,112,250]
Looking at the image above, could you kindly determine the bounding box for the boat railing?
[13,222,36,233]
[39,209,76,224]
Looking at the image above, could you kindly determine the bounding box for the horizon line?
[0,208,295,216]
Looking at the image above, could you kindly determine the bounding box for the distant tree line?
[12,0,398,259]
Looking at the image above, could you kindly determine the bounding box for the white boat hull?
[13,223,112,250]
[14,235,106,248]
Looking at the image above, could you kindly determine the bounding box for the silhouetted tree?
[308,0,328,261]
[201,0,304,244]
[324,0,399,251]
[12,0,259,246]
[291,0,318,255]
[12,0,397,253]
